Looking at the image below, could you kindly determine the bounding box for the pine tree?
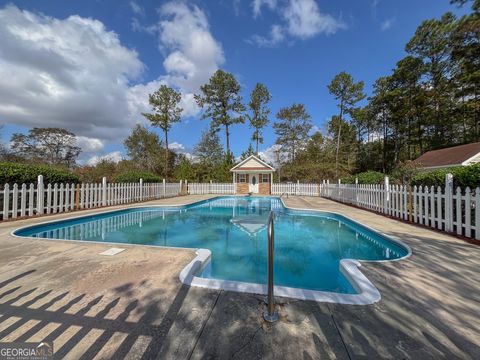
[142,85,183,178]
[195,70,245,157]
[327,72,365,177]
[273,104,312,162]
[247,83,271,154]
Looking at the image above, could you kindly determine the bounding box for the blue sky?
[0,0,467,164]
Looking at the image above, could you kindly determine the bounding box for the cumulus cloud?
[86,151,123,166]
[0,5,144,141]
[283,0,345,38]
[76,136,105,153]
[168,141,185,151]
[258,144,284,167]
[0,3,222,156]
[249,0,345,47]
[129,2,222,120]
[168,141,195,160]
[156,2,225,93]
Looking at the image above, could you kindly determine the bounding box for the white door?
[249,174,259,193]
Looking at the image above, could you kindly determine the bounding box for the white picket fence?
[272,182,320,196]
[1,176,181,221]
[187,182,235,195]
[3,173,478,241]
[321,177,480,240]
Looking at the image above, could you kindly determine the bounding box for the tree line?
[279,0,479,182]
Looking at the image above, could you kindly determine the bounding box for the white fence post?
[163,179,166,198]
[475,187,480,240]
[355,177,359,205]
[139,178,143,201]
[2,184,9,220]
[210,180,213,194]
[37,175,44,215]
[445,173,454,232]
[384,176,390,214]
[102,177,107,206]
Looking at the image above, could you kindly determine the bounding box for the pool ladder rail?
[263,211,279,323]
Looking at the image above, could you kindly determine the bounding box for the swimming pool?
[14,196,409,303]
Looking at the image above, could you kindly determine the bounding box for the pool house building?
[230,155,275,195]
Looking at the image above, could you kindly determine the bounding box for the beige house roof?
[230,155,275,172]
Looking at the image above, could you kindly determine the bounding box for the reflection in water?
[21,197,406,294]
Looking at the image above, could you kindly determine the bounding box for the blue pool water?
[14,197,408,294]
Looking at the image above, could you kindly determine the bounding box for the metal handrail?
[263,211,279,323]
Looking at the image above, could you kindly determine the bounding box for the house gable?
[230,155,275,172]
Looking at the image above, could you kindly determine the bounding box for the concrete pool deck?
[0,195,479,359]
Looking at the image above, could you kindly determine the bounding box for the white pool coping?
[12,195,411,305]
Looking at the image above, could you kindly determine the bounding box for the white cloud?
[127,2,222,120]
[249,0,345,47]
[156,2,225,93]
[0,3,220,144]
[249,24,285,47]
[129,1,145,16]
[380,18,395,31]
[0,5,144,141]
[127,79,199,120]
[258,144,283,167]
[76,136,105,152]
[233,0,241,16]
[86,151,123,166]
[283,0,345,38]
[252,0,278,18]
[168,141,185,151]
[168,141,196,160]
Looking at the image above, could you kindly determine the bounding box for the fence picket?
[46,184,52,214]
[456,187,462,236]
[475,188,480,240]
[465,187,471,238]
[436,186,443,230]
[28,184,34,216]
[12,184,18,219]
[59,184,64,213]
[20,184,27,217]
[430,186,435,228]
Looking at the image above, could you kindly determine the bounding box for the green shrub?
[0,162,80,184]
[411,164,480,189]
[113,171,162,183]
[411,168,450,188]
[341,171,385,184]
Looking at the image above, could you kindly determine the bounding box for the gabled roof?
[230,154,275,172]
[414,142,480,168]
